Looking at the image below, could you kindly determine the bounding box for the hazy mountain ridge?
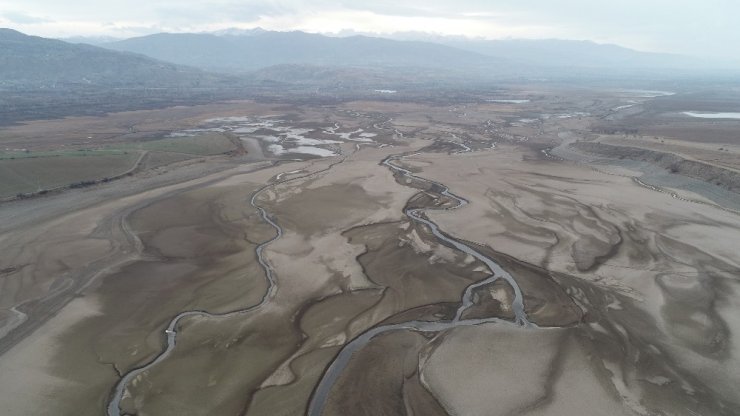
[3,26,736,103]
[59,35,122,45]
[0,28,224,88]
[437,38,702,69]
[337,29,714,69]
[103,31,506,73]
[96,28,737,79]
[0,28,249,124]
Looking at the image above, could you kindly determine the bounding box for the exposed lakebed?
[170,117,382,158]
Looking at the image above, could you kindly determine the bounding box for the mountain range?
[99,28,717,75]
[334,30,710,70]
[0,28,226,88]
[102,31,505,74]
[4,26,737,124]
[2,26,736,93]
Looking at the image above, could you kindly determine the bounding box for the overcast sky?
[1,0,738,58]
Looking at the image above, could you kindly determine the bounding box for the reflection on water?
[487,99,530,104]
[683,111,740,120]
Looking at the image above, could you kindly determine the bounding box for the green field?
[138,133,237,156]
[0,152,140,197]
[0,149,130,160]
[0,133,236,198]
[141,151,197,170]
[111,133,237,168]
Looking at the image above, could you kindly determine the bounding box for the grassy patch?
[142,151,197,169]
[0,133,236,198]
[0,152,140,197]
[0,149,132,160]
[139,133,236,156]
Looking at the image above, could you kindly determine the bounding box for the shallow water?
[683,111,740,120]
[269,144,337,157]
[106,159,350,415]
[487,99,530,104]
[306,153,530,415]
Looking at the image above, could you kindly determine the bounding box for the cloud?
[0,0,737,58]
[151,2,290,25]
[2,11,52,24]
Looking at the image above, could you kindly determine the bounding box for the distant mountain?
[437,38,701,70]
[103,31,504,74]
[0,28,223,88]
[101,29,729,79]
[248,64,388,85]
[60,35,122,45]
[335,30,708,71]
[209,27,267,37]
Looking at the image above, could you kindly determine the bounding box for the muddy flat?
[1,90,739,416]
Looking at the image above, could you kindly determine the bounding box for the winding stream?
[106,161,341,416]
[307,152,530,415]
[106,142,531,415]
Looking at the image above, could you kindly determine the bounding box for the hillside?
[437,38,701,70]
[101,29,729,79]
[103,31,504,73]
[319,30,720,72]
[0,28,222,88]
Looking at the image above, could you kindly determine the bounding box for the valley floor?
[1,91,739,415]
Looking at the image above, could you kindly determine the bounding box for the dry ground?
[1,89,739,415]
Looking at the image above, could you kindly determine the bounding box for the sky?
[1,0,738,58]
